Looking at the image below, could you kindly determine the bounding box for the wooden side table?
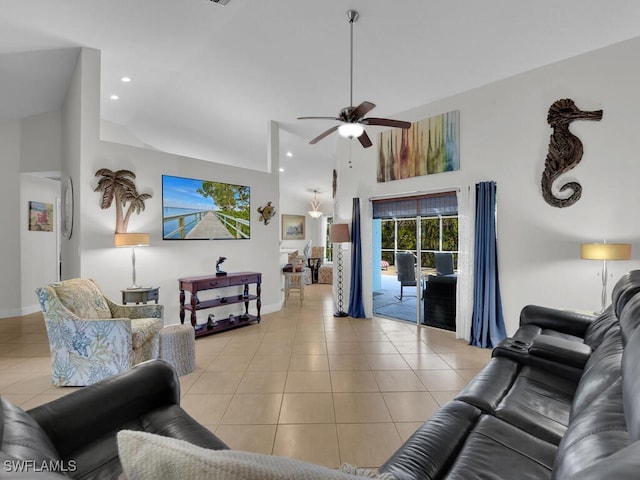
[121,287,160,305]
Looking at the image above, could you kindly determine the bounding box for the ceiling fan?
[298,10,411,148]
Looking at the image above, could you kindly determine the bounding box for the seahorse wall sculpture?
[541,98,602,208]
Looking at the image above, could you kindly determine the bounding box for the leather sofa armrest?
[379,400,482,479]
[28,360,179,459]
[529,335,592,369]
[520,305,595,338]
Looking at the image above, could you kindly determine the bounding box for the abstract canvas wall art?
[377,110,460,182]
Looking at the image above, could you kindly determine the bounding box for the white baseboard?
[0,304,40,319]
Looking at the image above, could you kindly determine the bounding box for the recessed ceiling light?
[110,94,119,100]
[279,168,285,172]
[121,76,131,83]
[286,152,293,157]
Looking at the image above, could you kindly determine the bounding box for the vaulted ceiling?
[3,1,640,206]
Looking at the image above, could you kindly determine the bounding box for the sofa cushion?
[561,442,640,480]
[117,430,394,480]
[569,327,623,421]
[494,366,577,445]
[619,293,640,345]
[611,269,640,319]
[0,398,60,465]
[51,278,112,319]
[583,307,619,349]
[552,379,628,480]
[622,327,640,442]
[444,414,556,480]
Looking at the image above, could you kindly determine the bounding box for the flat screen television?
[162,175,250,240]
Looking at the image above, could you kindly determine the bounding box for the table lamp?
[581,242,632,313]
[115,233,150,289]
[330,223,351,317]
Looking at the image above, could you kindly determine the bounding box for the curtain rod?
[368,186,461,202]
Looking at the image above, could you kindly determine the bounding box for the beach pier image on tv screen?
[162,175,250,240]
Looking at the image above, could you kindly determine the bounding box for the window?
[373,191,458,269]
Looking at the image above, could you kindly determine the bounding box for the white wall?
[0,111,62,318]
[0,120,22,317]
[60,48,84,280]
[20,111,61,173]
[20,175,60,312]
[65,48,283,326]
[336,36,640,335]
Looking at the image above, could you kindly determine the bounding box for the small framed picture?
[281,214,305,240]
[29,201,54,232]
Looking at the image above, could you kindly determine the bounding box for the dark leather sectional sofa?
[379,270,640,479]
[3,271,640,479]
[0,360,228,479]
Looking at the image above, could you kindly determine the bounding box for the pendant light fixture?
[308,190,323,218]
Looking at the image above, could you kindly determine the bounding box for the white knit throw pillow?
[117,430,395,480]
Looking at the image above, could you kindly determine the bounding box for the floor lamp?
[581,242,632,313]
[115,233,150,289]
[331,223,351,317]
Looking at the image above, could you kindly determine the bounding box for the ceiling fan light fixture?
[338,123,364,138]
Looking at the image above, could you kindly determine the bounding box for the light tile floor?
[0,284,492,469]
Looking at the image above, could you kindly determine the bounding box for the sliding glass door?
[371,192,459,326]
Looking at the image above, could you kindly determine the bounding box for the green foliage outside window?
[381,216,458,269]
[196,181,251,237]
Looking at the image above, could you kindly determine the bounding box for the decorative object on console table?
[178,272,261,338]
[541,99,602,208]
[581,242,631,313]
[122,286,159,305]
[215,256,227,276]
[330,223,350,317]
[115,233,150,289]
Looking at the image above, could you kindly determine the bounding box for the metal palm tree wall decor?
[94,168,152,233]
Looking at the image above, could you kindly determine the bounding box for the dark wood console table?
[178,272,261,338]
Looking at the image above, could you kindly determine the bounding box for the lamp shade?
[330,224,350,243]
[115,233,150,247]
[580,243,631,261]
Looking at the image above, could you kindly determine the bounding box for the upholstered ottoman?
[159,324,196,376]
[318,265,333,284]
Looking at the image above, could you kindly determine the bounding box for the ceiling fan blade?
[350,101,376,119]
[309,125,339,144]
[298,116,342,121]
[361,117,412,129]
[358,130,373,148]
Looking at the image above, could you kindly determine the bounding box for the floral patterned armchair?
[35,278,164,386]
